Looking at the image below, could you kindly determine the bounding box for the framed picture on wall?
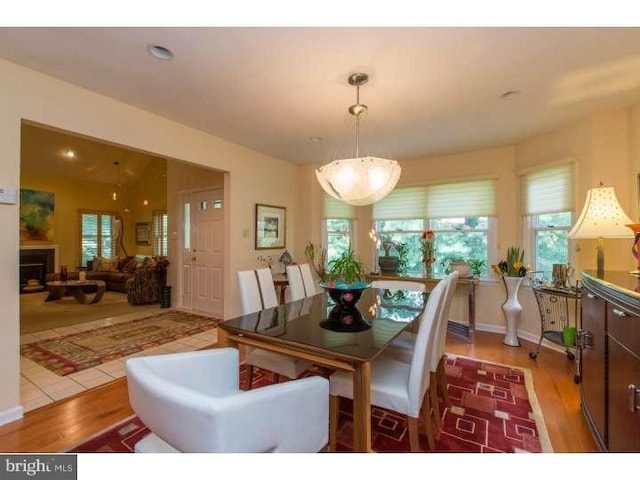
[135,222,151,246]
[255,204,286,250]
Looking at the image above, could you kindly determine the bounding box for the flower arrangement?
[421,230,435,263]
[492,246,528,277]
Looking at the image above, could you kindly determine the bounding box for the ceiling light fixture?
[64,150,75,158]
[147,44,174,61]
[315,72,401,206]
[112,161,121,201]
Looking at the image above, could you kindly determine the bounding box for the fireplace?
[20,246,58,293]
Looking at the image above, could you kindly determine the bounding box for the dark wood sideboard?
[580,270,640,452]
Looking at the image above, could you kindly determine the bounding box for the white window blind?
[372,180,495,220]
[323,195,356,219]
[521,164,574,215]
[153,210,168,256]
[372,187,427,220]
[426,179,496,218]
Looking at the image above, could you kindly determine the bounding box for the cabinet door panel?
[581,288,607,447]
[608,338,640,452]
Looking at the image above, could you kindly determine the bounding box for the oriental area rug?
[68,354,552,453]
[20,310,220,376]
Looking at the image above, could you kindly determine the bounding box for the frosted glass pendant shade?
[316,156,401,206]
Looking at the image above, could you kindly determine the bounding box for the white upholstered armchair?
[126,348,329,453]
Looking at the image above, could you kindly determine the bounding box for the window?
[521,163,574,274]
[373,217,491,275]
[323,195,355,265]
[79,211,117,267]
[153,210,168,256]
[373,180,496,276]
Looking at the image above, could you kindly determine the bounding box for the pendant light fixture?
[112,161,121,201]
[315,72,401,206]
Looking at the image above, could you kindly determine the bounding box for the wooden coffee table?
[45,280,106,304]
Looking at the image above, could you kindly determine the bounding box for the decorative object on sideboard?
[625,223,640,274]
[315,72,401,206]
[304,241,327,282]
[568,183,634,278]
[421,230,435,278]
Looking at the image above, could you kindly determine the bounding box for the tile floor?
[19,307,218,412]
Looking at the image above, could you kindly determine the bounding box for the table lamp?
[568,183,634,278]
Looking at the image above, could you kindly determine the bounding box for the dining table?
[216,285,427,452]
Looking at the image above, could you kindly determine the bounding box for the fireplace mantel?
[20,245,59,273]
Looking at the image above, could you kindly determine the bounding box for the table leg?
[351,361,372,452]
[216,328,233,348]
[44,285,64,302]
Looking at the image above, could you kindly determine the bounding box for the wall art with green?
[20,189,55,242]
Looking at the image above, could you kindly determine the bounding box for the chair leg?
[407,416,421,452]
[437,357,450,405]
[429,375,442,432]
[246,365,255,390]
[329,395,340,452]
[421,392,436,450]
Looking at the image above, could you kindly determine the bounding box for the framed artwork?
[255,204,286,250]
[20,189,55,242]
[135,222,151,246]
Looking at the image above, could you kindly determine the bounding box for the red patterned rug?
[67,354,551,453]
[20,310,220,376]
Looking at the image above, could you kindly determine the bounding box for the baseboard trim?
[0,405,24,427]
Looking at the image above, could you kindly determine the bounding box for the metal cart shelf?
[529,282,582,384]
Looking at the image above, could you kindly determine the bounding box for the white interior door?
[180,188,224,317]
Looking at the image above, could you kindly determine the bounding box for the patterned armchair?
[126,268,160,305]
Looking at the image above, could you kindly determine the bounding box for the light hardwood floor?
[0,331,597,453]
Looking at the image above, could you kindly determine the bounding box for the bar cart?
[529,278,582,384]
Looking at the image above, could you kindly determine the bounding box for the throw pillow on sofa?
[93,256,119,272]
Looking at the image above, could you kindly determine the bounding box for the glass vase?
[424,261,434,278]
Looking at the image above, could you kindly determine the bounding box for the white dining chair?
[256,267,279,308]
[126,348,329,453]
[237,269,263,314]
[237,269,312,388]
[299,263,318,296]
[384,271,459,430]
[285,265,306,301]
[328,277,448,452]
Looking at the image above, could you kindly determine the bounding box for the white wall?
[0,58,300,424]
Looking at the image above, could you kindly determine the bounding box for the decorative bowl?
[319,280,370,308]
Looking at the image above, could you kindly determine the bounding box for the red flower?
[422,230,434,239]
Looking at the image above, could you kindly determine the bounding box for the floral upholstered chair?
[126,256,169,305]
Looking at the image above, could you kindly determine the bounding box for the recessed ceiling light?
[147,44,174,61]
[501,90,521,100]
[64,150,75,158]
[309,136,323,143]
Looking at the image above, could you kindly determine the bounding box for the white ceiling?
[4,27,640,172]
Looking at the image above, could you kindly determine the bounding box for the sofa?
[46,255,169,305]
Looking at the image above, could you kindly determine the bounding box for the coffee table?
[45,280,106,304]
